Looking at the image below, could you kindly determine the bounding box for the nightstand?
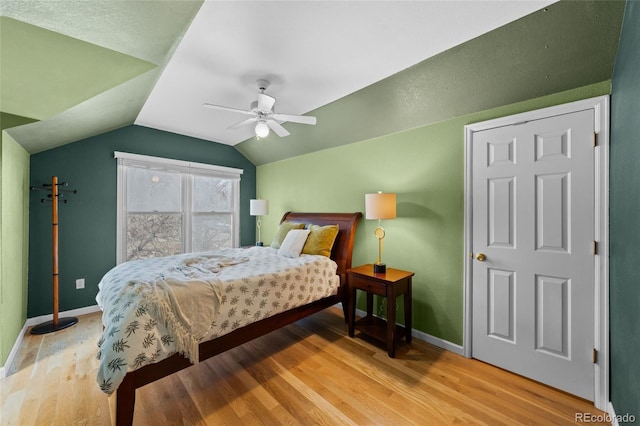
[347,264,414,357]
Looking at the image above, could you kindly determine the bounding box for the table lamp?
[365,192,396,273]
[250,199,269,246]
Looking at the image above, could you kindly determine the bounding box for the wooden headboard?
[280,212,362,280]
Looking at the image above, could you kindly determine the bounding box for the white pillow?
[277,229,311,258]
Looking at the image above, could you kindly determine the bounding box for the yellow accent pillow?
[271,221,306,249]
[302,224,339,257]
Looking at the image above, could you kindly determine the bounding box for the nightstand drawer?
[349,275,386,296]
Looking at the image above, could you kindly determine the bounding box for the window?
[115,152,243,263]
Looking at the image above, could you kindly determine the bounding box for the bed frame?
[114,212,362,425]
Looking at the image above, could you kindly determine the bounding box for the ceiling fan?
[203,79,317,138]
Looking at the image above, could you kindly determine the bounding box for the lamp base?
[30,317,78,335]
[256,241,264,247]
[373,263,386,274]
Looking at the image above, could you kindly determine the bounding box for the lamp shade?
[250,199,269,216]
[365,193,396,220]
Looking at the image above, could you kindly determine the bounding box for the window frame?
[115,151,243,264]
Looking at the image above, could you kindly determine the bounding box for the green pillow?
[271,221,306,249]
[302,224,339,257]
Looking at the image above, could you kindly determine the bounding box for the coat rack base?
[30,317,78,335]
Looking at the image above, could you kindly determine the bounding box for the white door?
[471,109,595,400]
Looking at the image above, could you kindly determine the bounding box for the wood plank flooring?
[1,308,607,425]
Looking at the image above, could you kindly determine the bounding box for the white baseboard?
[354,308,464,356]
[608,401,618,426]
[0,321,29,379]
[1,305,102,379]
[412,327,464,356]
[25,304,101,327]
[606,401,637,425]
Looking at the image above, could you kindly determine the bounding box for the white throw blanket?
[116,255,247,363]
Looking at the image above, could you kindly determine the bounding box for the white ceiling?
[135,0,556,146]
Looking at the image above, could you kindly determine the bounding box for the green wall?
[28,125,256,317]
[1,132,30,366]
[610,0,640,419]
[258,81,610,345]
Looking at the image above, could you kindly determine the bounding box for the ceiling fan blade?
[257,93,276,112]
[203,103,254,116]
[271,113,317,125]
[266,120,290,137]
[228,117,257,129]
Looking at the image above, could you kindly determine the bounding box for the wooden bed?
[113,211,362,425]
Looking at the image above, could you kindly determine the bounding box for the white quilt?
[95,246,339,394]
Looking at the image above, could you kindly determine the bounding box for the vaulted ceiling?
[0,1,625,165]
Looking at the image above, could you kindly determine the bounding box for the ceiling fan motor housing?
[256,79,270,92]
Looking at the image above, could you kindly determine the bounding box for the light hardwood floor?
[1,308,607,425]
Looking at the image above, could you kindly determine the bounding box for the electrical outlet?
[76,278,85,289]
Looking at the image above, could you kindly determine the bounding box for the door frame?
[462,95,610,410]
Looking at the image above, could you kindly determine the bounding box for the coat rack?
[30,176,78,334]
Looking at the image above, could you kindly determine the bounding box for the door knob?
[476,253,487,262]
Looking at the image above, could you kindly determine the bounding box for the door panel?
[472,109,595,400]
[488,177,515,248]
[535,274,569,357]
[536,173,570,252]
[487,268,515,342]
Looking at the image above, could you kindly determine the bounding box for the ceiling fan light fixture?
[204,79,315,139]
[255,121,270,138]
